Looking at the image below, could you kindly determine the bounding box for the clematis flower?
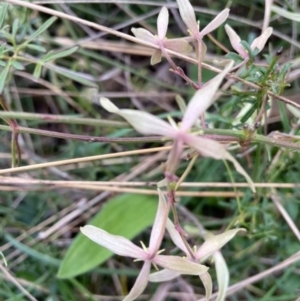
[81,189,208,301]
[100,60,255,192]
[225,24,273,60]
[176,0,229,41]
[149,218,245,300]
[132,6,192,65]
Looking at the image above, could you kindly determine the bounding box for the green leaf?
[5,233,60,267]
[57,193,157,279]
[33,63,42,79]
[42,46,79,62]
[12,19,19,38]
[0,62,10,93]
[224,52,243,63]
[23,16,57,46]
[272,5,300,22]
[47,64,97,87]
[0,3,8,28]
[11,60,24,70]
[26,44,47,52]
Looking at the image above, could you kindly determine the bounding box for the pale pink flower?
[225,25,273,60]
[81,189,208,301]
[132,6,192,65]
[176,0,229,40]
[100,61,255,191]
[149,218,245,300]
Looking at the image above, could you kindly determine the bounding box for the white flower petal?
[80,225,143,259]
[149,189,168,253]
[181,60,234,131]
[157,6,169,40]
[149,269,180,282]
[225,24,248,58]
[185,135,255,192]
[123,261,151,301]
[151,49,162,65]
[200,9,229,37]
[100,97,176,137]
[163,39,193,53]
[176,0,199,35]
[214,252,229,301]
[199,272,213,301]
[131,27,157,44]
[154,254,208,275]
[251,27,273,53]
[166,218,190,255]
[195,228,246,260]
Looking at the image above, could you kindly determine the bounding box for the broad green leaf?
[57,194,157,279]
[0,3,8,28]
[43,46,79,62]
[23,16,57,46]
[0,62,10,93]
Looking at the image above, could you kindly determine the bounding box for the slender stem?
[0,124,167,143]
[197,38,203,87]
[0,111,127,127]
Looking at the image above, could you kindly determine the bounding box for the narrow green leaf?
[43,46,79,62]
[26,44,47,52]
[24,16,57,45]
[0,63,10,93]
[57,194,157,279]
[0,60,6,67]
[33,63,42,79]
[0,3,8,28]
[47,64,97,87]
[5,233,60,267]
[225,52,244,62]
[12,19,19,38]
[272,5,300,22]
[11,60,24,70]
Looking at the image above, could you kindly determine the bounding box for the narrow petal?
[149,269,180,282]
[151,49,162,65]
[200,9,229,37]
[181,60,234,131]
[100,97,176,137]
[123,261,151,301]
[224,24,248,58]
[163,39,193,53]
[154,254,208,275]
[195,228,246,260]
[80,225,144,259]
[149,189,168,253]
[250,27,273,53]
[176,0,199,36]
[166,218,190,255]
[214,252,229,301]
[157,6,169,40]
[165,140,184,174]
[185,135,255,192]
[199,272,213,301]
[131,27,157,44]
